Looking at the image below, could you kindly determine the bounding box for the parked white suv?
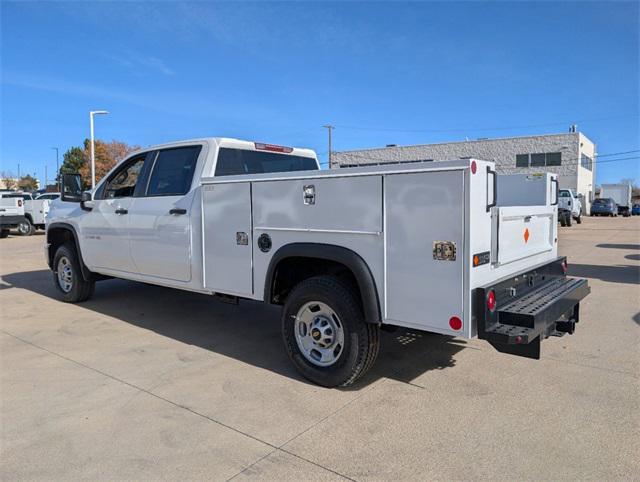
[46,137,589,386]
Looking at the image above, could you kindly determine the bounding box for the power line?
[333,114,639,134]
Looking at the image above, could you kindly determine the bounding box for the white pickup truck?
[47,137,590,387]
[0,192,50,235]
[558,189,583,226]
[0,196,26,238]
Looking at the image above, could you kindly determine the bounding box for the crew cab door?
[81,153,148,273]
[128,145,202,282]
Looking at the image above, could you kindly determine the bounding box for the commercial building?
[333,131,596,211]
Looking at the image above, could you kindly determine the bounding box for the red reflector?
[515,335,523,344]
[18,199,22,207]
[449,316,462,331]
[487,290,496,312]
[471,160,477,174]
[254,142,293,154]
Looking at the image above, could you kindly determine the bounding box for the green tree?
[60,146,86,175]
[17,174,39,191]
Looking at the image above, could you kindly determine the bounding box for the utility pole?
[322,124,334,168]
[52,147,59,190]
[45,165,48,189]
[17,162,21,178]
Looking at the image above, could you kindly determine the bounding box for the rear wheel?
[17,219,34,236]
[282,275,379,387]
[566,214,572,226]
[0,229,9,238]
[52,243,95,302]
[575,213,582,224]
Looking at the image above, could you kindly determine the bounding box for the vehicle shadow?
[596,243,640,250]
[1,270,465,389]
[569,263,640,285]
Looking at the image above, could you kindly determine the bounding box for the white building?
[333,131,596,211]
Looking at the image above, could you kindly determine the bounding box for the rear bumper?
[0,215,25,227]
[475,257,590,359]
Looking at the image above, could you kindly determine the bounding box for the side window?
[146,146,201,197]
[103,156,146,199]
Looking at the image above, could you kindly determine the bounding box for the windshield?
[215,148,318,176]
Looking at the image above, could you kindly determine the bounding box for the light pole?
[51,147,59,190]
[89,110,109,189]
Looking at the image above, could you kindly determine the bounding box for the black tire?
[17,218,34,236]
[52,243,95,303]
[575,214,582,224]
[566,214,572,226]
[282,275,380,388]
[0,229,9,238]
[560,215,566,227]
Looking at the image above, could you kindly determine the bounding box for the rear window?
[559,191,571,197]
[3,194,31,200]
[215,148,318,177]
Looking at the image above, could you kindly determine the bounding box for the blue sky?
[1,1,638,185]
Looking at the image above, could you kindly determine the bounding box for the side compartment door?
[385,170,464,333]
[128,145,203,282]
[202,182,253,296]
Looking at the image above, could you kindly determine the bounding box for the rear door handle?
[169,208,187,215]
[115,208,128,215]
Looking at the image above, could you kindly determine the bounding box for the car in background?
[632,204,640,216]
[36,192,61,201]
[590,198,618,217]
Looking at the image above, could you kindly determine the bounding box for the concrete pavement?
[1,216,638,480]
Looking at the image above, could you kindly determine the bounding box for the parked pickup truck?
[558,189,582,226]
[0,192,50,235]
[47,137,590,387]
[0,196,26,238]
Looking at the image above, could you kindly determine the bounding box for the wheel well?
[265,243,382,324]
[47,227,76,268]
[270,257,359,305]
[24,213,33,224]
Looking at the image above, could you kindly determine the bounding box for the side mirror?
[61,173,83,202]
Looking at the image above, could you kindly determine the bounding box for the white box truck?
[46,137,590,387]
[601,183,632,216]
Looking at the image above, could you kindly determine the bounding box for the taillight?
[487,290,497,312]
[18,199,22,207]
[471,160,477,174]
[561,259,568,274]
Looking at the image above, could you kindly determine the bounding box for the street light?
[51,147,59,190]
[89,110,109,189]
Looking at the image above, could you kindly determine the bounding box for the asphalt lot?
[1,216,639,480]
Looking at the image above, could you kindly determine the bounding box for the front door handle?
[115,208,128,215]
[169,208,187,215]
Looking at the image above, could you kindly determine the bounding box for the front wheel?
[282,276,379,387]
[17,219,34,236]
[575,214,582,224]
[52,244,95,303]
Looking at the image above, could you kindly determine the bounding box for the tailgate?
[492,205,555,266]
[0,198,22,216]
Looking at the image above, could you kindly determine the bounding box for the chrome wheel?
[57,256,73,293]
[294,301,344,367]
